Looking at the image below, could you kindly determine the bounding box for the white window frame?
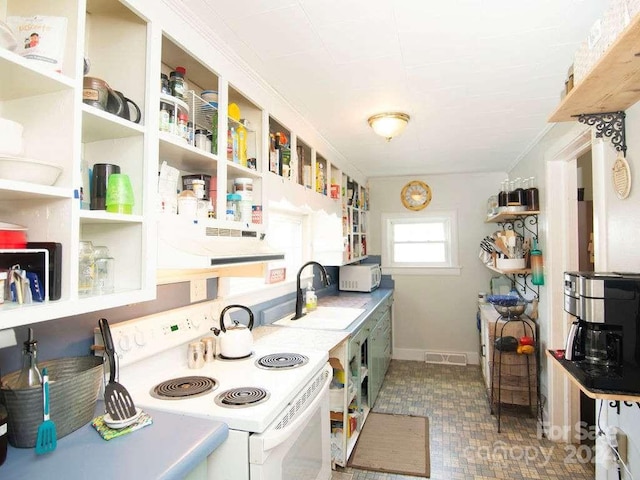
[381,210,461,276]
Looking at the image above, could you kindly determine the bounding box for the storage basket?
[0,356,103,448]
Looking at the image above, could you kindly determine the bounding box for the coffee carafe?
[584,324,623,367]
[562,271,640,393]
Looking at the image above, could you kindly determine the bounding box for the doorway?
[576,150,596,450]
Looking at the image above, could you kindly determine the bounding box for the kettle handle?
[219,304,254,333]
[124,96,141,124]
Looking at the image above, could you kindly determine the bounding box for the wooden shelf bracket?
[576,111,627,156]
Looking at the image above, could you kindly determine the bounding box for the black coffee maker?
[563,272,640,392]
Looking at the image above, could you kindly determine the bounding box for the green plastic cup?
[105,173,134,214]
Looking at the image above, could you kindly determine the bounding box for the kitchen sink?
[274,306,365,330]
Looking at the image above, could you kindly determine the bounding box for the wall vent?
[424,351,467,366]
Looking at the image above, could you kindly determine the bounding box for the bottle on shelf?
[269,134,279,174]
[521,177,529,208]
[14,328,42,389]
[232,126,239,163]
[211,108,218,155]
[305,282,317,312]
[169,69,186,100]
[498,179,509,208]
[526,177,539,211]
[530,239,544,286]
[237,121,248,167]
[508,177,524,206]
[227,127,234,162]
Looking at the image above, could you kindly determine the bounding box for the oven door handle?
[258,364,331,453]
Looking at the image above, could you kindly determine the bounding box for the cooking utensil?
[35,367,57,455]
[210,304,254,359]
[98,318,137,421]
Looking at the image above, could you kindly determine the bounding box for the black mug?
[91,163,121,210]
[107,91,141,124]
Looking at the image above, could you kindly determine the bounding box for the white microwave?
[339,264,381,292]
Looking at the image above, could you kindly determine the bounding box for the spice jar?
[170,70,185,100]
[159,102,171,132]
[160,73,170,94]
[195,129,209,151]
[177,112,188,140]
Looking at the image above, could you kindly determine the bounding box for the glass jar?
[170,70,185,100]
[93,245,115,295]
[195,129,208,151]
[78,240,95,295]
[160,73,170,94]
[159,102,171,132]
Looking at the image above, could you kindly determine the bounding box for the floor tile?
[335,361,595,480]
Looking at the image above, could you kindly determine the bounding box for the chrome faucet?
[293,261,330,320]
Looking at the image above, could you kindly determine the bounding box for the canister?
[234,177,253,201]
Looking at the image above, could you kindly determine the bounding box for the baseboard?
[393,348,480,365]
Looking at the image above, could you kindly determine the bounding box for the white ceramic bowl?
[0,118,24,156]
[200,90,218,103]
[0,156,62,186]
[496,257,526,271]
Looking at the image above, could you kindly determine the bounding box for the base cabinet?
[328,293,393,467]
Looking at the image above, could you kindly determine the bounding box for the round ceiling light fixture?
[367,112,410,141]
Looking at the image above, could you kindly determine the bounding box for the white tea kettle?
[211,304,254,359]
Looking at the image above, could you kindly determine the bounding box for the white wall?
[368,172,504,363]
[593,103,640,480]
[510,103,640,479]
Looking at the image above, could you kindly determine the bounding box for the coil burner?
[151,376,218,399]
[214,387,270,408]
[256,353,309,370]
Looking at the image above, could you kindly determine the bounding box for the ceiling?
[182,0,609,177]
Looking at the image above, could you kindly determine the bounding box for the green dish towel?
[91,411,153,441]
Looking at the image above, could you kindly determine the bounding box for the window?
[219,210,306,299]
[381,211,460,275]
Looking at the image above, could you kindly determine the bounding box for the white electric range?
[97,301,332,480]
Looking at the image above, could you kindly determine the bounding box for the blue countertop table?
[1,402,228,480]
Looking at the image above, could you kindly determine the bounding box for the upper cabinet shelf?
[549,14,640,122]
[0,49,75,101]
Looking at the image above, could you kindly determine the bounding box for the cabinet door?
[480,314,491,389]
[369,320,383,406]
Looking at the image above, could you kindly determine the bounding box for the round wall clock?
[401,180,432,211]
